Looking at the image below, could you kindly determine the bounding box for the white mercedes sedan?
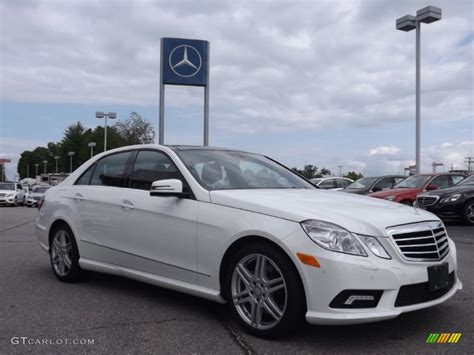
[36,145,461,338]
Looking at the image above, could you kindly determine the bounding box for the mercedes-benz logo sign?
[169,45,202,78]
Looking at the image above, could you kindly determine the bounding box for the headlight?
[440,194,461,203]
[358,235,391,259]
[301,220,367,256]
[6,193,14,197]
[384,196,396,201]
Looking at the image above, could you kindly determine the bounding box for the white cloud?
[0,0,472,134]
[368,145,401,156]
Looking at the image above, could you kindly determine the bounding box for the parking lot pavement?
[1,207,473,354]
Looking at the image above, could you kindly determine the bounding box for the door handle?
[74,193,84,201]
[121,200,135,210]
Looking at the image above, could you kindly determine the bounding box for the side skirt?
[79,258,226,304]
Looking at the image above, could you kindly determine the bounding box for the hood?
[424,185,474,197]
[29,192,45,198]
[0,189,15,194]
[369,187,420,198]
[210,189,437,237]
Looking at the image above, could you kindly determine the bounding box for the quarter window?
[90,151,131,188]
[130,150,182,190]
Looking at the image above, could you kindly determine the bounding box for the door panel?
[113,149,198,283]
[115,189,198,283]
[72,150,133,262]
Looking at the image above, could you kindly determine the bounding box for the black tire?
[462,200,474,226]
[49,223,83,282]
[400,200,413,206]
[225,241,306,338]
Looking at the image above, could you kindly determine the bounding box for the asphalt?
[0,206,472,354]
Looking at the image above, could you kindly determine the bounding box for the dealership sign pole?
[159,38,210,146]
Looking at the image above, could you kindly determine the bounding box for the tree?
[17,147,50,178]
[114,112,155,145]
[292,165,332,179]
[16,112,152,177]
[345,171,363,181]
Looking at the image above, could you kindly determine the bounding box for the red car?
[368,173,466,205]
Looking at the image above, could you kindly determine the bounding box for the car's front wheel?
[226,242,305,338]
[49,223,83,282]
[463,200,474,226]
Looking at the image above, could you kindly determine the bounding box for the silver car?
[26,185,51,207]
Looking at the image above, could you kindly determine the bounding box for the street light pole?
[96,112,117,151]
[68,152,75,173]
[43,160,48,174]
[88,142,97,158]
[396,6,441,175]
[54,156,60,173]
[34,164,39,176]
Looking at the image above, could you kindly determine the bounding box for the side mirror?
[425,184,439,191]
[150,179,189,197]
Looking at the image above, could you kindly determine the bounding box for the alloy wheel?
[231,253,287,330]
[51,230,73,277]
[466,202,474,223]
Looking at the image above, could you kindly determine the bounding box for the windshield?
[33,186,50,193]
[393,175,431,188]
[346,177,377,189]
[176,149,315,191]
[0,183,15,190]
[458,175,474,186]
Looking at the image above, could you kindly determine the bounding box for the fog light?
[329,290,383,309]
[344,295,375,305]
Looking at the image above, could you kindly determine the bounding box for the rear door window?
[90,151,132,188]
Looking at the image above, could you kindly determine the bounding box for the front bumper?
[26,199,38,206]
[283,229,461,325]
[0,197,16,205]
[421,202,463,219]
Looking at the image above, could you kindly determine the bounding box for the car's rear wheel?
[226,242,305,338]
[50,224,82,282]
[463,200,474,226]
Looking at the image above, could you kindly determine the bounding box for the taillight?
[37,196,45,210]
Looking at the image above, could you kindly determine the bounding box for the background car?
[368,173,466,205]
[344,175,405,195]
[417,174,474,225]
[26,185,51,207]
[0,182,26,206]
[310,177,353,190]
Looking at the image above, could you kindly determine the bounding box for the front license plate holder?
[427,263,449,292]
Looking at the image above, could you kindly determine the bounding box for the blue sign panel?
[161,38,209,86]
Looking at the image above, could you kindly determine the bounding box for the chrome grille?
[0,193,5,197]
[416,195,439,207]
[387,222,449,262]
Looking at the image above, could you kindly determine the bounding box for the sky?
[1,0,473,180]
